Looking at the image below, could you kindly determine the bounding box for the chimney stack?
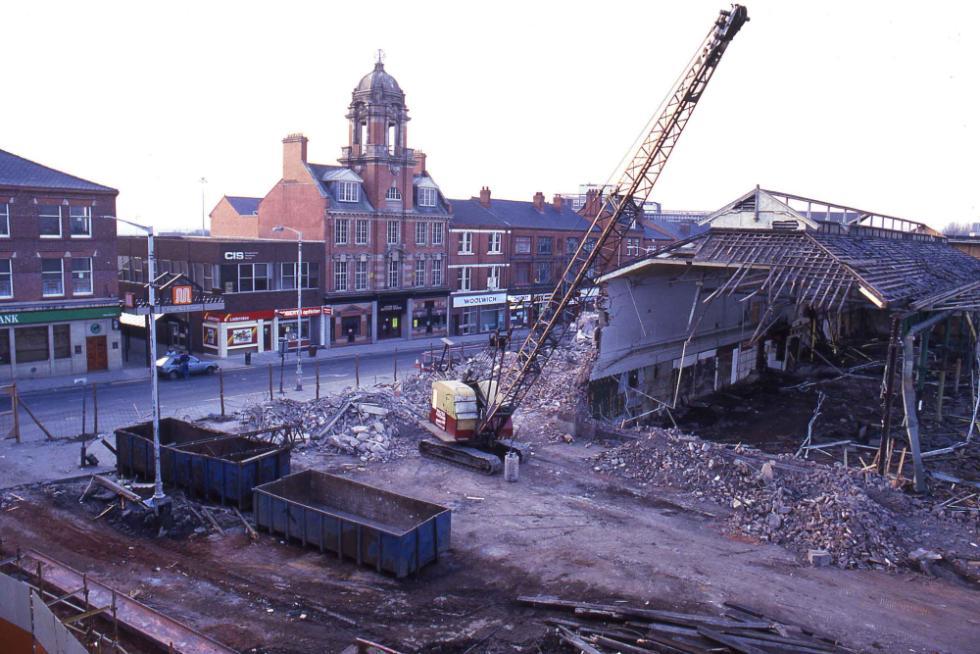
[413,151,427,177]
[553,194,564,212]
[282,133,309,181]
[581,189,600,218]
[479,186,491,208]
[533,191,545,212]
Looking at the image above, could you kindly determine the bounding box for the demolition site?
[1,5,979,654]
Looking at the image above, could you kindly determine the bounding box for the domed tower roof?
[354,60,404,101]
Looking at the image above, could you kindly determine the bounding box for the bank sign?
[0,306,121,326]
[452,292,507,308]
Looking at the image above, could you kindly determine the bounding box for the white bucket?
[503,451,520,482]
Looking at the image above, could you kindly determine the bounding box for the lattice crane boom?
[480,4,749,436]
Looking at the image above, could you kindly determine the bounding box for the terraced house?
[0,149,121,378]
[211,58,451,346]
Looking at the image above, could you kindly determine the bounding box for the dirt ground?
[2,433,979,654]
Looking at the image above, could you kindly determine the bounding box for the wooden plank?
[92,475,142,503]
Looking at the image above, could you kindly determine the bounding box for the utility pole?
[273,225,304,391]
[200,177,207,234]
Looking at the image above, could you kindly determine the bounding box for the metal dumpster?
[115,418,290,509]
[115,418,230,479]
[253,470,451,577]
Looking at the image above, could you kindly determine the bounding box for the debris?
[234,507,258,541]
[807,549,832,567]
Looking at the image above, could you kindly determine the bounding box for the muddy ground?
[2,433,979,654]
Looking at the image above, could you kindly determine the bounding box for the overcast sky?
[4,0,978,232]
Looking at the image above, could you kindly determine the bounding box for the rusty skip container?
[115,418,230,479]
[253,470,451,577]
[115,418,290,509]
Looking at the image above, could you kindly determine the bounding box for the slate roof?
[450,198,593,231]
[0,148,116,193]
[308,163,375,212]
[226,196,260,216]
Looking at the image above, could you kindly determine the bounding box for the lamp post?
[105,216,166,508]
[273,225,303,391]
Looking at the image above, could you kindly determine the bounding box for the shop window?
[414,259,425,287]
[334,260,348,291]
[355,261,369,290]
[0,259,11,298]
[418,187,437,207]
[0,204,9,237]
[515,236,531,254]
[355,220,369,245]
[39,205,62,237]
[0,329,9,364]
[386,221,400,245]
[41,259,64,296]
[537,236,553,255]
[334,218,349,245]
[488,232,502,254]
[480,308,504,333]
[457,267,472,292]
[431,222,444,245]
[431,260,443,286]
[15,326,49,363]
[278,318,310,343]
[53,324,71,359]
[415,222,426,245]
[69,206,92,237]
[387,259,400,288]
[459,309,477,335]
[71,257,93,295]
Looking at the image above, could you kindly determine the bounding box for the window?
[458,232,473,254]
[584,237,597,252]
[203,263,214,290]
[626,238,641,256]
[355,260,369,290]
[71,257,93,295]
[414,259,425,287]
[238,263,271,292]
[537,236,553,255]
[0,330,9,364]
[387,259,400,288]
[566,237,578,254]
[385,185,401,201]
[15,326,48,363]
[458,267,472,291]
[280,262,314,290]
[431,222,444,245]
[39,205,62,237]
[69,206,92,237]
[488,232,502,254]
[41,259,64,296]
[53,324,71,359]
[386,220,400,245]
[0,260,11,298]
[487,265,501,290]
[515,236,531,254]
[338,181,359,203]
[132,257,144,283]
[415,222,426,245]
[418,187,437,207]
[334,261,348,291]
[535,262,550,284]
[515,263,530,285]
[334,219,349,245]
[431,260,443,286]
[355,220,369,245]
[0,204,9,237]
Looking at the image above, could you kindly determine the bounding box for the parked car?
[156,353,218,379]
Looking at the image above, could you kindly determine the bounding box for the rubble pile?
[593,430,974,569]
[238,391,414,462]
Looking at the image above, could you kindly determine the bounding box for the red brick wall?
[209,196,258,239]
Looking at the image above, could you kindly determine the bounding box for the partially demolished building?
[590,187,980,490]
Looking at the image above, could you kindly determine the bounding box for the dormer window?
[385,185,402,201]
[418,187,437,207]
[339,182,359,203]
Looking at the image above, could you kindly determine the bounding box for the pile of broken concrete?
[593,429,972,570]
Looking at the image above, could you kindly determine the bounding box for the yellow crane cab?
[429,380,479,442]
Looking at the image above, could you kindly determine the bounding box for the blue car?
[156,353,218,380]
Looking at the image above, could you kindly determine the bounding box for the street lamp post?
[105,216,166,508]
[273,225,303,391]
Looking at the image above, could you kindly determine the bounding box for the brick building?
[0,149,121,379]
[118,235,323,358]
[211,59,451,345]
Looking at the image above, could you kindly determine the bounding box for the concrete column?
[406,298,414,340]
[371,300,379,344]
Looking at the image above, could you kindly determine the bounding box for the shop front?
[0,303,122,379]
[451,291,508,336]
[378,298,406,340]
[508,293,549,328]
[410,297,448,338]
[330,302,373,346]
[202,306,328,358]
[275,306,329,352]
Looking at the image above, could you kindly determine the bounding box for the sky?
[3,0,978,233]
